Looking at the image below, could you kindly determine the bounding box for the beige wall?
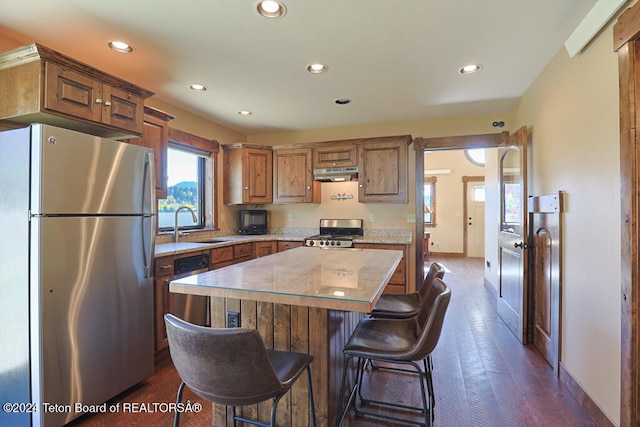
[511,21,621,424]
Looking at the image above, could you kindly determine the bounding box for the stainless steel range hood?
[313,166,358,182]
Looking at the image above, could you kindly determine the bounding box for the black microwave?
[238,210,268,235]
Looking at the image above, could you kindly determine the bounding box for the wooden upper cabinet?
[127,106,175,199]
[273,147,320,203]
[357,136,410,203]
[223,144,273,205]
[313,143,357,168]
[0,43,153,138]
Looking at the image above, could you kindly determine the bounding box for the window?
[158,129,219,232]
[465,148,486,166]
[158,145,205,230]
[424,176,437,226]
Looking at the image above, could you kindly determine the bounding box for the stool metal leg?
[174,381,186,427]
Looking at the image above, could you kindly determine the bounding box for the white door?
[466,181,485,257]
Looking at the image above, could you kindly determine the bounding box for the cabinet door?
[255,241,276,257]
[244,149,273,203]
[154,276,172,351]
[273,148,319,203]
[44,62,103,123]
[313,144,357,168]
[129,113,170,199]
[355,243,407,294]
[102,85,144,135]
[358,140,408,203]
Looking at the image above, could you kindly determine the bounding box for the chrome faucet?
[174,206,198,242]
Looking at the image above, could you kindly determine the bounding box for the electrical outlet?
[287,213,294,222]
[226,311,240,328]
[369,213,376,223]
[406,214,416,223]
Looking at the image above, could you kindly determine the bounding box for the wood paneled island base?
[170,247,403,427]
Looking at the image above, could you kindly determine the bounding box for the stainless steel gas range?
[304,219,364,248]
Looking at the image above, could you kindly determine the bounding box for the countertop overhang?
[169,246,403,312]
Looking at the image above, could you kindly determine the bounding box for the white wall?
[511,21,621,424]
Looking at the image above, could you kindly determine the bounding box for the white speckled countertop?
[170,246,403,312]
[155,229,412,258]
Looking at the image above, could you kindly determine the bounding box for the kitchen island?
[169,246,403,427]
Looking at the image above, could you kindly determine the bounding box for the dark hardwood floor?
[71,255,599,427]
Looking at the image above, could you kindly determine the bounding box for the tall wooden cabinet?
[273,147,320,203]
[223,144,273,204]
[0,43,153,138]
[357,136,410,203]
[128,106,175,199]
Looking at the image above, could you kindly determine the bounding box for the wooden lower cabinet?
[153,256,174,352]
[355,243,408,294]
[254,241,277,257]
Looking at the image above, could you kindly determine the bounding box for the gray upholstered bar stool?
[164,313,317,427]
[336,277,451,427]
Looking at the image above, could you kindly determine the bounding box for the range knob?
[307,240,314,246]
[330,241,336,246]
[336,241,341,246]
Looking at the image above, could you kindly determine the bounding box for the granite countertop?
[169,246,403,312]
[155,232,412,258]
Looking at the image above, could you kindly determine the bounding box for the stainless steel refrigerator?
[0,124,156,426]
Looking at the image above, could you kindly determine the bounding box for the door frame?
[614,4,640,424]
[462,175,485,257]
[413,132,508,289]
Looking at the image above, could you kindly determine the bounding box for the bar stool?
[164,313,317,427]
[336,278,451,427]
[370,262,445,319]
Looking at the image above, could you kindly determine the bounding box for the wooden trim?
[169,127,219,153]
[413,131,508,150]
[616,2,640,424]
[559,364,615,427]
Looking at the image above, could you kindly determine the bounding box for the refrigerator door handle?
[142,151,156,278]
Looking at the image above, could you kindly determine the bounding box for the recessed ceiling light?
[238,110,253,116]
[458,64,483,75]
[256,1,286,18]
[108,41,133,54]
[335,99,351,105]
[188,84,207,92]
[307,63,328,74]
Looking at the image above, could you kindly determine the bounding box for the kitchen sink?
[194,238,234,244]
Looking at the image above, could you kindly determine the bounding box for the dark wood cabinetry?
[354,243,408,294]
[127,106,175,199]
[0,43,153,138]
[223,144,273,204]
[273,147,320,203]
[153,256,174,353]
[312,143,357,168]
[357,136,409,203]
[254,241,277,257]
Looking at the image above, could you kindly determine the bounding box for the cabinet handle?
[359,184,363,188]
[307,186,311,190]
[244,186,249,190]
[95,98,103,104]
[104,100,112,106]
[160,265,171,270]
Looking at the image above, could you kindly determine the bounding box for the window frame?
[424,176,437,227]
[159,128,219,233]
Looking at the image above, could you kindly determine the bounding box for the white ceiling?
[0,0,600,135]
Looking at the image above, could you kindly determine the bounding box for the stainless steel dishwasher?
[173,253,210,326]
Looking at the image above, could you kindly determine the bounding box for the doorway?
[463,176,485,258]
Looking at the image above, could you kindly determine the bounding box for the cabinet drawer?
[233,243,253,259]
[154,256,174,277]
[384,284,406,294]
[277,241,303,251]
[211,246,234,267]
